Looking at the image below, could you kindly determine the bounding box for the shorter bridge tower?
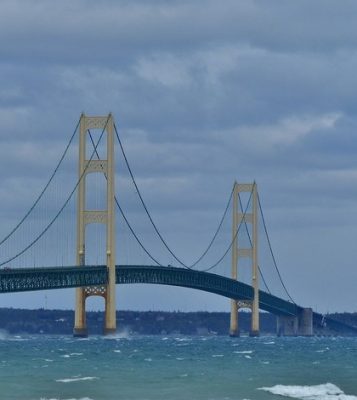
[73,113,116,337]
[230,182,259,337]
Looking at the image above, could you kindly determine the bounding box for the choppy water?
[0,333,356,400]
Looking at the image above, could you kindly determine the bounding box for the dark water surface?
[0,333,356,400]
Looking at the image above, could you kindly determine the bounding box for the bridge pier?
[277,308,313,336]
[229,300,239,337]
[73,288,88,337]
[249,328,259,337]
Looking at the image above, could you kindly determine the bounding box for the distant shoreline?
[0,308,356,335]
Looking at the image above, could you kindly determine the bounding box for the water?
[0,333,356,400]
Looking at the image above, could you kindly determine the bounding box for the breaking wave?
[259,383,357,400]
[56,377,99,383]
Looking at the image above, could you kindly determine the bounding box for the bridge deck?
[0,265,300,316]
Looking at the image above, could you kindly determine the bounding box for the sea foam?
[40,398,94,400]
[234,350,253,354]
[259,383,357,400]
[56,377,99,383]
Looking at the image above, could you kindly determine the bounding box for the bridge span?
[0,265,298,315]
[1,265,356,336]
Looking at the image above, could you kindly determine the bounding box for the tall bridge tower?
[230,182,259,337]
[73,114,116,337]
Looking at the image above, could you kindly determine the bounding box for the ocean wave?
[0,331,30,341]
[40,398,94,400]
[174,337,192,342]
[234,350,253,354]
[56,376,99,383]
[259,383,357,400]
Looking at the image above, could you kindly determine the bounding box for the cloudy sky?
[1,0,357,315]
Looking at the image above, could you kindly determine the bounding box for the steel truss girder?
[0,265,299,316]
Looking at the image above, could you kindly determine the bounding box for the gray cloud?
[0,0,357,313]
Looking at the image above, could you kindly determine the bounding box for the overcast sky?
[1,0,357,315]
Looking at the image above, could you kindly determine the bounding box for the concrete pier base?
[73,327,88,337]
[277,308,313,336]
[299,308,313,336]
[103,327,116,336]
[229,329,240,337]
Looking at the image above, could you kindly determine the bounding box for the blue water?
[0,333,356,400]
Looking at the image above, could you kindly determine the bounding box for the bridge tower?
[73,114,116,337]
[230,182,259,337]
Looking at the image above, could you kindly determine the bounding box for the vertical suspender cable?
[237,194,271,293]
[87,131,163,266]
[258,194,295,303]
[0,118,81,247]
[0,117,109,267]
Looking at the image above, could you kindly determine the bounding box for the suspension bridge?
[0,114,355,337]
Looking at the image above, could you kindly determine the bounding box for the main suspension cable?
[258,194,296,303]
[0,116,109,267]
[114,123,191,268]
[189,186,234,268]
[87,131,163,266]
[114,123,235,269]
[199,187,253,273]
[0,117,80,247]
[237,194,271,294]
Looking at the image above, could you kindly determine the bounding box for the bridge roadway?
[1,264,357,334]
[0,264,300,316]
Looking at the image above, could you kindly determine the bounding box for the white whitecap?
[258,383,357,400]
[113,349,121,353]
[234,350,253,354]
[40,398,94,400]
[212,354,224,358]
[56,376,99,383]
